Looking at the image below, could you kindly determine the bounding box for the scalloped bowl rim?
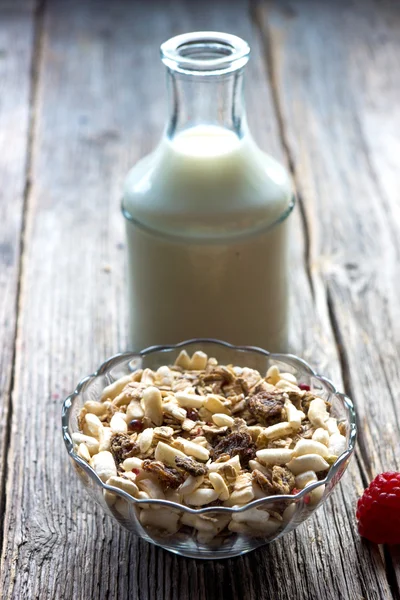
[62,338,357,515]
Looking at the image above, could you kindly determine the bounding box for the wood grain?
[0,0,36,529]
[0,0,398,598]
[256,0,400,595]
[260,0,400,473]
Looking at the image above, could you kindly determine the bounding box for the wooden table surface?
[1,0,399,598]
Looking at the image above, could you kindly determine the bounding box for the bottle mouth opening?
[161,32,250,76]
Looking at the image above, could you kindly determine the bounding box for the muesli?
[73,350,347,539]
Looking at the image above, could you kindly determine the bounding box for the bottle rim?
[160,31,250,76]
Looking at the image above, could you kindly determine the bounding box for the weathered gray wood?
[259,0,400,469]
[257,0,400,595]
[0,1,35,528]
[0,0,397,598]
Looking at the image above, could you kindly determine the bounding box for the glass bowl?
[62,339,357,559]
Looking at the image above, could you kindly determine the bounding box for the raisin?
[247,390,287,426]
[186,408,199,422]
[212,431,256,468]
[252,466,295,495]
[175,455,208,477]
[128,419,144,433]
[142,459,184,490]
[110,434,139,465]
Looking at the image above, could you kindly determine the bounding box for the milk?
[123,125,293,351]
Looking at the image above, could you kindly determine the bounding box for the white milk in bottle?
[122,32,294,352]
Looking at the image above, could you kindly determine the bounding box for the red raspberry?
[356,472,400,544]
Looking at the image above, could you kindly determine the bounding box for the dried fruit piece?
[219,463,238,482]
[301,392,321,414]
[212,431,256,468]
[299,383,310,391]
[142,459,184,490]
[252,466,295,495]
[175,455,208,477]
[223,379,247,398]
[247,390,287,426]
[110,433,139,464]
[205,366,234,381]
[186,408,199,421]
[128,419,144,433]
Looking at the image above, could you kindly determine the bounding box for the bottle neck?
[160,32,250,141]
[165,69,247,140]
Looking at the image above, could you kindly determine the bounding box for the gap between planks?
[0,0,46,550]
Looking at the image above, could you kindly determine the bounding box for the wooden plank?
[258,0,400,470]
[256,0,400,595]
[0,0,393,598]
[0,1,35,533]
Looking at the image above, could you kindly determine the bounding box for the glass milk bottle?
[122,32,294,352]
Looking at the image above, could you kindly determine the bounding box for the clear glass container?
[62,339,357,560]
[122,32,295,352]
